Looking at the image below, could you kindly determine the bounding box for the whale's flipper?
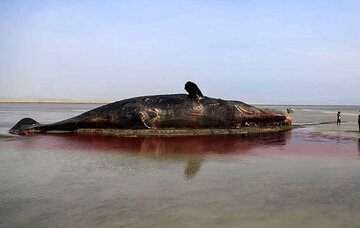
[185,81,203,99]
[9,118,39,135]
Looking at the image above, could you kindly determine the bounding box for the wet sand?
[0,104,360,227]
[1,129,360,228]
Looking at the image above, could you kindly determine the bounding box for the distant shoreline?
[0,101,108,104]
[0,101,358,106]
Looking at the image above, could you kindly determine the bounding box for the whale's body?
[9,82,291,135]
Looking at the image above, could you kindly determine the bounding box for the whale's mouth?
[238,114,291,128]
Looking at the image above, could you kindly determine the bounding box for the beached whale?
[9,82,291,136]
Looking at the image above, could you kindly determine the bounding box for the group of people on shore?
[336,111,360,131]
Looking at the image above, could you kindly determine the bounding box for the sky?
[0,0,359,105]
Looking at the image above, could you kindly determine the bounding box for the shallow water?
[261,105,360,138]
[0,103,360,228]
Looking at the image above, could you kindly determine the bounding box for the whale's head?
[233,104,291,128]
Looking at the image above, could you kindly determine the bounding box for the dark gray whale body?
[9,82,291,135]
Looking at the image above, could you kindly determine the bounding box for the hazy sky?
[1,0,360,104]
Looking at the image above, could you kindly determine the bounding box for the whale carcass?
[9,82,291,136]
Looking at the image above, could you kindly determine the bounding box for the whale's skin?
[9,93,291,135]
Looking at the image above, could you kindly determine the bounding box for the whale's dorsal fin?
[185,81,203,99]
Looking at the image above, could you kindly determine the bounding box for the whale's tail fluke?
[9,118,39,135]
[185,81,203,99]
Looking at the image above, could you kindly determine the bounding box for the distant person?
[337,111,341,125]
[358,110,360,131]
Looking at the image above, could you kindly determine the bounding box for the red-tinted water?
[2,130,359,158]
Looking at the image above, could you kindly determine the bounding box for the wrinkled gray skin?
[9,82,290,135]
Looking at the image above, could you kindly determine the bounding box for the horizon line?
[0,101,359,106]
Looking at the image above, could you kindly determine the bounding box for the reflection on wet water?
[1,131,359,228]
[184,156,204,180]
[1,132,290,181]
[2,131,290,154]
